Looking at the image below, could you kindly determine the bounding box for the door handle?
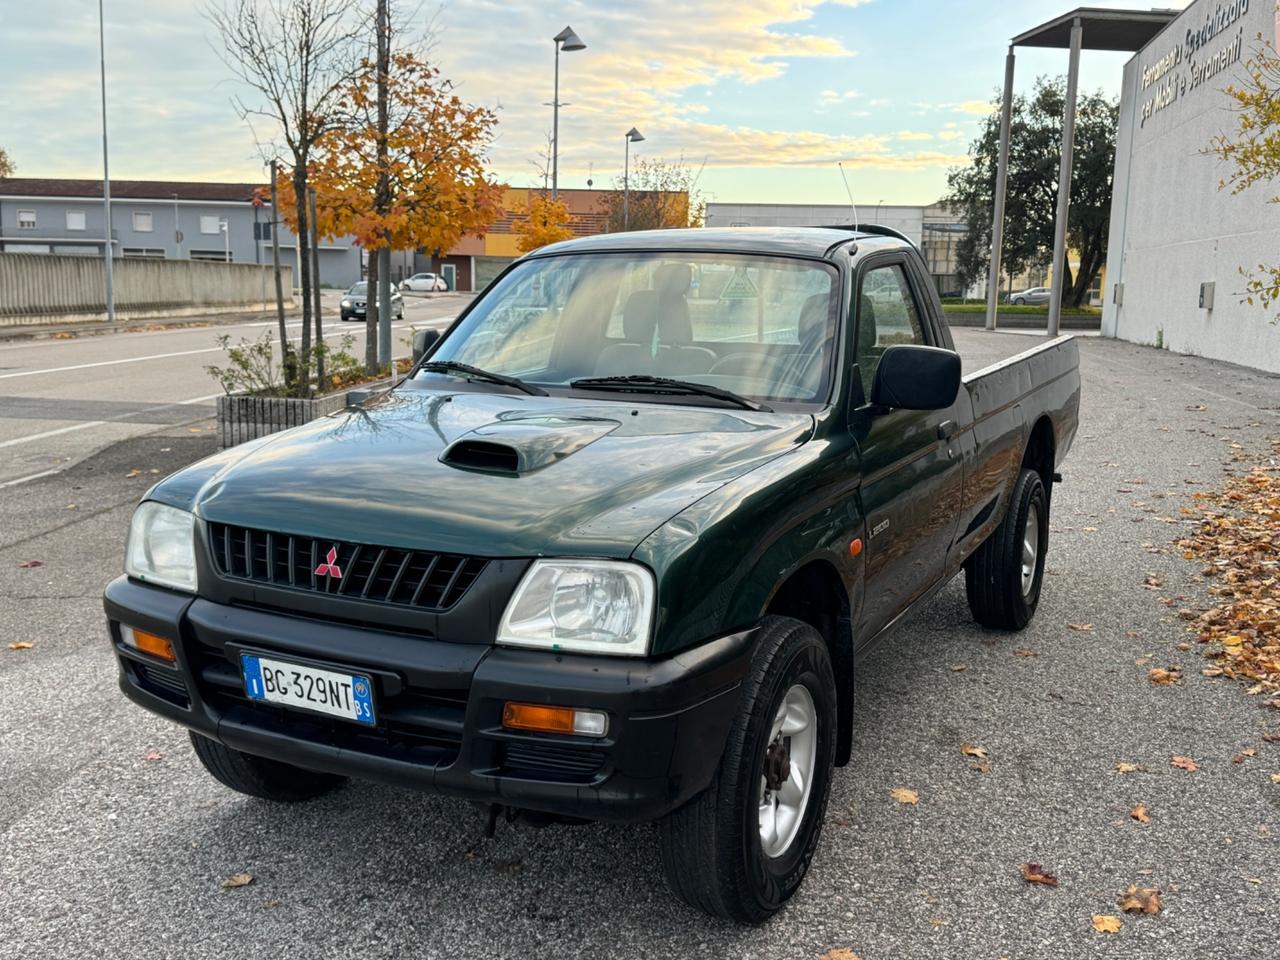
[937,419,957,441]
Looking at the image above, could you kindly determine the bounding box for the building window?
[253,221,272,240]
[17,209,36,230]
[200,215,221,235]
[190,249,232,262]
[66,210,87,231]
[122,247,166,259]
[133,211,154,232]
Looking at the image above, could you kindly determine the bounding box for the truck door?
[849,256,966,641]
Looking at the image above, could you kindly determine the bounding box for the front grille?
[206,522,486,612]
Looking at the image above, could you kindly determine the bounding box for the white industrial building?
[1102,0,1280,373]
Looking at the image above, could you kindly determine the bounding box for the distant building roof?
[0,178,264,202]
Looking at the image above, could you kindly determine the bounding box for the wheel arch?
[1022,415,1056,499]
[762,557,855,767]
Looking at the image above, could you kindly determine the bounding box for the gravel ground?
[0,331,1277,960]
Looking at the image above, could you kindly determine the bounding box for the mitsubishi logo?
[314,546,343,579]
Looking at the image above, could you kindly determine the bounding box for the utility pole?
[97,0,115,322]
[308,187,324,387]
[269,159,288,365]
[375,0,393,367]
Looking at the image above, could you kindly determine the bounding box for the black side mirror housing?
[412,328,440,364]
[870,344,961,410]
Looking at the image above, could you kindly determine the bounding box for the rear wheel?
[657,616,836,924]
[965,468,1048,630]
[189,731,347,802]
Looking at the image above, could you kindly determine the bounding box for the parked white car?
[400,272,448,292]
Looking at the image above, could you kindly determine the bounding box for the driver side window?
[854,263,925,401]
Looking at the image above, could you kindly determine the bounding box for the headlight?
[340,299,352,308]
[125,502,197,593]
[497,560,655,656]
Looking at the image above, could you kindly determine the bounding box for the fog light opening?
[120,625,177,663]
[502,702,608,738]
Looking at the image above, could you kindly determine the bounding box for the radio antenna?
[837,161,859,228]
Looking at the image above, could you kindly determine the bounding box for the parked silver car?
[1008,286,1051,305]
[399,272,448,292]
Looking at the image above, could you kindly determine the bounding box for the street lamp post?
[550,25,585,199]
[97,0,114,322]
[219,219,229,263]
[623,127,644,231]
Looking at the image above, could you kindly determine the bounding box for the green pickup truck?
[105,226,1079,922]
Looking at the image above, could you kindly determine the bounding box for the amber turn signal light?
[120,625,176,663]
[502,702,608,737]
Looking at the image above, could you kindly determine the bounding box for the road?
[0,292,467,487]
[1,329,1278,959]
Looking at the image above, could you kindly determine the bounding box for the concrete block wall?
[0,253,293,326]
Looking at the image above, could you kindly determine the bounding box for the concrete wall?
[0,252,293,327]
[1104,0,1280,373]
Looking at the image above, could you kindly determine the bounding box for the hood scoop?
[439,415,620,475]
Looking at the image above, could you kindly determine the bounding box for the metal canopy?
[1012,7,1178,51]
[983,6,1180,336]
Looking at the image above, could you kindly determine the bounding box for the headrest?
[857,295,877,354]
[797,292,829,344]
[622,289,659,342]
[655,263,692,297]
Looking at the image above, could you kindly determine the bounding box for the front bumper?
[103,576,752,822]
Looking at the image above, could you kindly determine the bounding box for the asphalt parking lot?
[1,330,1277,959]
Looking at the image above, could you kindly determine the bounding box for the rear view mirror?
[412,328,440,364]
[870,344,960,410]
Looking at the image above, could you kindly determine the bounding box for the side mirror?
[412,328,440,364]
[870,344,961,410]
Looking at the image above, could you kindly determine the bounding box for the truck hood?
[152,388,813,557]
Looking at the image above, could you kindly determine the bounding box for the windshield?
[348,283,367,295]
[419,252,839,404]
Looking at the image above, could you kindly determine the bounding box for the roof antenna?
[837,161,859,228]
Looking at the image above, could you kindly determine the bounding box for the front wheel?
[189,732,347,802]
[657,616,837,924]
[964,467,1048,630]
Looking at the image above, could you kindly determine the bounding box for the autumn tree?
[0,147,14,178]
[601,156,706,232]
[208,0,363,394]
[1210,40,1280,320]
[514,194,574,253]
[945,76,1117,308]
[292,49,501,371]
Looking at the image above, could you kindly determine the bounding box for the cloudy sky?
[1,0,1187,205]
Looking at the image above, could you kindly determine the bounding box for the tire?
[189,731,347,802]
[964,467,1048,630]
[1012,297,1025,305]
[657,616,837,924]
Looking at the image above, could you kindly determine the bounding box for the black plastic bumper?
[103,576,753,822]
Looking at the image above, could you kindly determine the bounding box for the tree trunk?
[292,165,313,397]
[365,253,380,375]
[308,187,324,389]
[268,159,292,390]
[374,0,392,367]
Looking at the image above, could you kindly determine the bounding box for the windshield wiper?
[569,375,772,412]
[419,360,547,396]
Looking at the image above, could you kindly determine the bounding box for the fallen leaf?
[1130,804,1151,824]
[1149,667,1182,686]
[125,468,143,478]
[890,788,919,805]
[17,560,44,569]
[928,917,948,928]
[960,742,989,759]
[221,872,254,889]
[1232,748,1256,763]
[142,750,164,762]
[970,761,993,774]
[1124,630,1141,639]
[1171,755,1200,772]
[1021,862,1058,886]
[1270,773,1280,784]
[1116,762,1138,773]
[1083,526,1100,533]
[1067,623,1094,631]
[1118,885,1162,914]
[1013,648,1037,657]
[950,664,968,672]
[7,642,34,651]
[1092,915,1123,934]
[819,951,861,960]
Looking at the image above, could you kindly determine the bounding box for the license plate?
[241,653,375,726]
